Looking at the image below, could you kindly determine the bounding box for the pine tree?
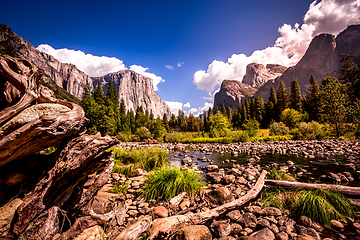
[320,76,348,137]
[306,75,321,121]
[254,95,264,123]
[276,80,289,118]
[93,82,105,105]
[105,80,119,107]
[290,78,302,112]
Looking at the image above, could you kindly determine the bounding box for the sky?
[2,0,360,116]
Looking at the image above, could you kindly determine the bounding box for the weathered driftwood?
[12,133,119,236]
[147,170,267,239]
[114,215,152,240]
[265,179,360,196]
[0,55,87,167]
[55,216,103,240]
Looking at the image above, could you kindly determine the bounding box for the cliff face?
[257,25,360,100]
[214,80,257,110]
[0,24,93,99]
[93,70,171,118]
[242,63,287,87]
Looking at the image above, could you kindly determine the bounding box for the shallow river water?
[169,151,360,187]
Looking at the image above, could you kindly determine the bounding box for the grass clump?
[141,165,205,201]
[110,147,168,176]
[109,182,129,195]
[260,187,356,225]
[267,168,297,182]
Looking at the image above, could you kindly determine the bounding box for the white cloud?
[37,44,126,77]
[183,102,191,108]
[165,101,184,116]
[188,108,198,114]
[193,0,360,92]
[177,62,184,67]
[165,65,174,70]
[37,44,165,91]
[129,65,165,91]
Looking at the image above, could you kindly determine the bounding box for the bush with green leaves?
[208,111,232,137]
[242,119,260,137]
[260,187,356,225]
[141,165,205,201]
[134,127,151,141]
[297,121,329,140]
[280,108,305,129]
[269,122,290,136]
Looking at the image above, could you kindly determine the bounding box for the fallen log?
[147,170,267,239]
[265,179,360,196]
[114,215,152,240]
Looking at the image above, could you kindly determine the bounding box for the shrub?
[134,127,151,141]
[260,188,356,225]
[269,122,290,136]
[116,132,132,142]
[209,112,232,137]
[109,182,129,195]
[280,108,303,129]
[242,119,260,137]
[141,165,205,201]
[297,121,329,140]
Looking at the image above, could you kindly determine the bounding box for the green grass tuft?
[109,182,129,195]
[260,187,356,225]
[266,168,297,182]
[110,147,168,176]
[141,165,205,201]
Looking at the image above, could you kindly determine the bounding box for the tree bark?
[265,179,360,196]
[147,170,267,239]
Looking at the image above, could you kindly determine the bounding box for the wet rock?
[210,220,231,237]
[250,227,275,240]
[213,187,235,204]
[173,225,212,240]
[153,206,168,218]
[329,172,341,182]
[207,172,224,183]
[182,157,192,165]
[73,225,106,240]
[206,165,219,172]
[237,213,257,228]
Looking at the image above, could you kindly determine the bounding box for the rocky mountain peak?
[214,80,257,110]
[242,63,287,87]
[93,69,171,118]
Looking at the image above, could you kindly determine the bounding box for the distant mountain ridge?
[0,24,171,117]
[214,24,360,109]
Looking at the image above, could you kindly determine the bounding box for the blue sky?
[2,0,360,115]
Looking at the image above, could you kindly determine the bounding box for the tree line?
[81,54,360,141]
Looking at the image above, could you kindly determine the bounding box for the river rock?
[302,228,321,240]
[222,174,236,184]
[256,218,270,228]
[73,225,106,240]
[153,206,168,218]
[264,207,282,216]
[226,210,241,221]
[276,231,289,240]
[173,225,212,240]
[210,220,231,237]
[250,227,275,240]
[298,216,312,227]
[213,187,234,204]
[230,223,243,235]
[237,213,257,228]
[206,165,219,172]
[330,219,345,229]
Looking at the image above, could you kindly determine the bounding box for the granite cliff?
[213,80,257,110]
[93,70,171,118]
[242,63,287,87]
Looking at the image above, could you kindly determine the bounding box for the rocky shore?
[67,140,360,239]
